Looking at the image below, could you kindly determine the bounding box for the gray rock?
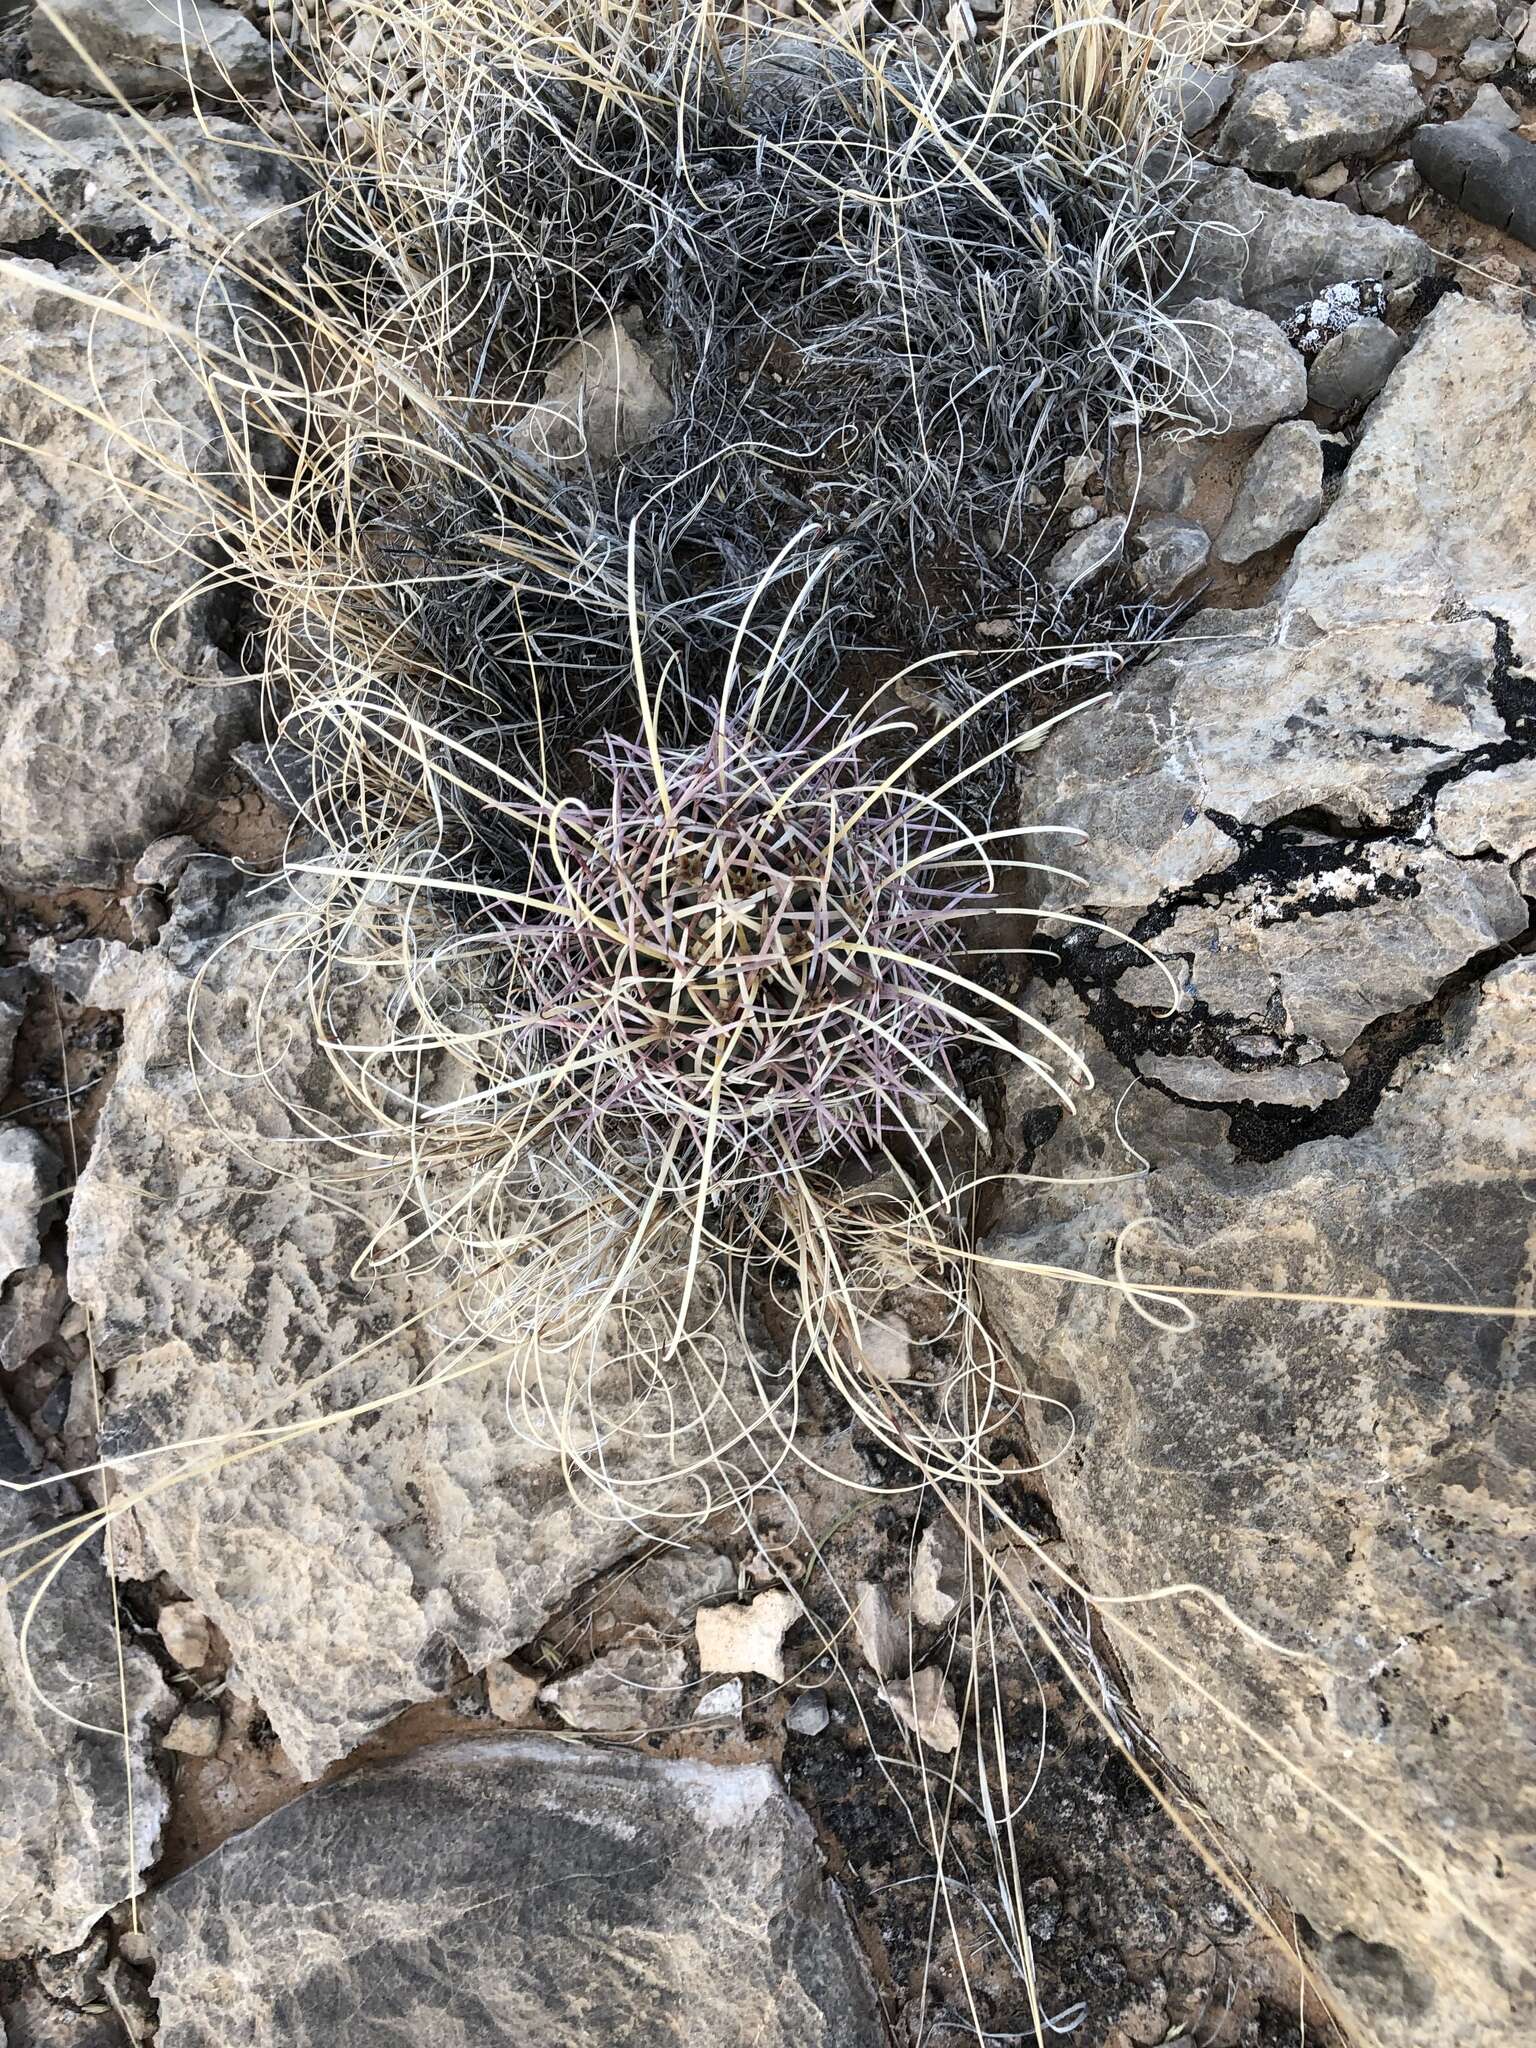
[0,89,300,893]
[1405,0,1499,45]
[1,1400,173,1958]
[1307,316,1406,408]
[1415,108,1536,244]
[0,971,26,1099]
[1172,59,1237,133]
[1174,167,1436,319]
[1130,514,1211,596]
[539,1628,688,1732]
[1043,512,1127,587]
[1461,32,1515,71]
[1214,43,1425,180]
[1130,843,1526,1054]
[70,882,727,1776]
[0,1131,58,1290]
[980,955,1536,2048]
[508,310,674,470]
[786,1688,830,1736]
[29,0,269,104]
[1358,157,1424,215]
[1136,1051,1350,1107]
[1179,300,1307,432]
[1283,277,1389,356]
[27,938,143,1012]
[162,1700,221,1757]
[149,1739,884,2047]
[1216,420,1325,564]
[1434,758,1536,855]
[1466,81,1521,126]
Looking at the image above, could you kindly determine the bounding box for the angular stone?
[162,1701,221,1757]
[70,882,717,1777]
[1043,512,1127,588]
[881,1666,961,1754]
[509,311,673,470]
[1171,59,1237,133]
[910,1519,965,1627]
[539,1628,687,1733]
[1214,44,1425,180]
[1358,157,1424,215]
[1179,300,1307,433]
[696,1588,800,1682]
[980,957,1536,2048]
[1465,82,1521,127]
[1216,420,1324,564]
[29,0,269,104]
[0,1131,58,1289]
[483,1658,540,1724]
[851,1581,907,1678]
[1175,166,1436,318]
[156,1602,212,1670]
[1307,317,1406,409]
[1130,514,1210,597]
[1,1401,173,1958]
[148,1740,885,2047]
[1412,116,1536,245]
[1461,33,1515,75]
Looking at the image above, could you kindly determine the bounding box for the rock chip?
[1,1401,173,1958]
[1130,514,1210,597]
[1413,111,1536,242]
[1465,81,1521,127]
[0,1131,58,1289]
[786,1688,831,1736]
[162,1701,222,1757]
[881,1666,961,1754]
[1405,0,1499,45]
[696,1588,800,1682]
[1175,166,1435,317]
[910,1519,966,1627]
[1307,316,1406,408]
[539,1627,687,1733]
[1043,512,1127,587]
[1179,300,1307,432]
[1171,59,1238,132]
[1358,157,1424,214]
[29,0,269,103]
[1461,32,1515,73]
[980,957,1536,2048]
[851,1580,907,1677]
[1216,420,1325,564]
[149,1740,885,2047]
[156,1601,212,1670]
[509,311,674,469]
[1214,43,1425,180]
[1136,1051,1350,1107]
[483,1658,540,1724]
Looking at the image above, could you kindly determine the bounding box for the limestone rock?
[696,1588,800,1682]
[1405,0,1499,46]
[1043,512,1127,588]
[1129,514,1210,597]
[910,1519,965,1627]
[156,1602,211,1670]
[483,1659,540,1724]
[539,1628,687,1733]
[1214,44,1425,180]
[1171,59,1237,132]
[0,126,282,890]
[161,1701,221,1757]
[0,1132,58,1290]
[149,1740,885,2047]
[980,957,1536,2048]
[1215,419,1324,564]
[69,882,706,1776]
[1307,317,1406,409]
[1136,1050,1349,1107]
[1174,165,1436,317]
[509,311,674,470]
[1,1401,173,1958]
[29,0,269,104]
[851,1580,907,1678]
[1434,759,1536,856]
[1179,300,1307,432]
[1358,157,1424,215]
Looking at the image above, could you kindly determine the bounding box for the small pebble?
[162,1702,222,1758]
[157,1602,212,1670]
[1461,32,1513,69]
[1466,81,1521,125]
[787,1688,831,1736]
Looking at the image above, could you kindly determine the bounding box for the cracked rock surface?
[149,1739,884,2048]
[991,292,1536,2048]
